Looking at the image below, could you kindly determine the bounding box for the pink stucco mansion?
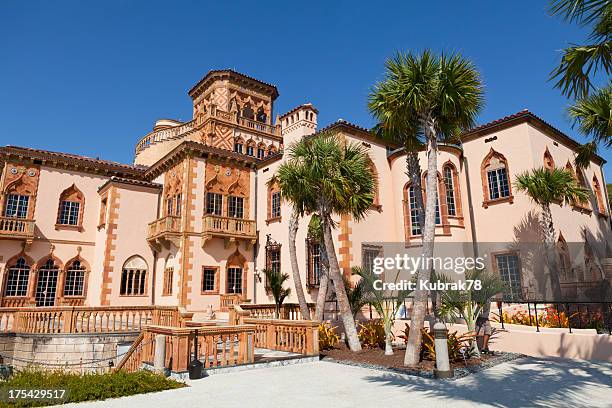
[0,70,610,315]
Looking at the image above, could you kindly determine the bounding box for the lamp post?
[433,321,454,379]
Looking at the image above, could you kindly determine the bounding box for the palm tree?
[270,166,315,320]
[548,1,612,165]
[548,0,611,99]
[262,268,291,319]
[285,132,375,351]
[568,84,612,167]
[308,213,332,321]
[514,167,589,298]
[354,266,412,355]
[436,268,507,357]
[343,270,368,319]
[370,50,484,366]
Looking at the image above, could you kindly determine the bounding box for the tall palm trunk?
[404,126,438,366]
[315,245,331,321]
[540,203,562,300]
[405,148,439,317]
[288,210,312,320]
[320,209,362,351]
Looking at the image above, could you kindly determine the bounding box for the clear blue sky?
[1,1,610,178]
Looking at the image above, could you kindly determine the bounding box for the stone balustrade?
[243,318,319,356]
[0,217,35,240]
[237,303,315,320]
[201,215,256,246]
[135,120,196,153]
[116,324,257,373]
[0,306,184,335]
[147,215,182,248]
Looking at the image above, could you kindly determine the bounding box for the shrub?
[492,306,581,329]
[318,322,340,350]
[0,368,185,407]
[358,319,387,349]
[396,323,474,362]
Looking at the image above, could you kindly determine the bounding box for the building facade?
[0,70,610,315]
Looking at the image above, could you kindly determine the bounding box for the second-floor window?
[206,192,223,216]
[228,196,244,218]
[163,267,173,295]
[234,140,243,154]
[271,192,281,218]
[407,185,421,236]
[307,239,322,287]
[443,166,456,216]
[257,147,265,159]
[58,200,80,225]
[4,194,29,219]
[487,167,510,200]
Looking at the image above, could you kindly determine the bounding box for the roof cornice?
[0,146,147,179]
[144,140,259,179]
[188,70,279,101]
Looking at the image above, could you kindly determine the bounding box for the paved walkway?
[63,357,612,408]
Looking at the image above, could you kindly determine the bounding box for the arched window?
[443,163,462,217]
[481,148,512,207]
[267,180,281,222]
[543,147,555,170]
[233,137,244,154]
[162,256,174,296]
[56,184,85,227]
[35,258,60,306]
[64,259,86,297]
[403,183,422,237]
[268,145,278,156]
[256,107,267,123]
[257,144,266,159]
[557,234,572,283]
[566,162,591,211]
[120,256,147,296]
[227,249,246,295]
[242,104,254,120]
[593,175,607,215]
[367,158,381,211]
[2,168,37,220]
[4,257,30,297]
[246,140,256,157]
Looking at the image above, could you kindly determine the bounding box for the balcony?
[201,215,257,247]
[197,109,281,137]
[147,215,182,249]
[0,217,35,244]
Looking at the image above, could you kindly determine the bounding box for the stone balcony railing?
[197,108,281,137]
[147,215,182,248]
[135,120,196,153]
[201,214,257,247]
[0,217,35,242]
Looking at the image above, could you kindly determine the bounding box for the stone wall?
[0,332,138,373]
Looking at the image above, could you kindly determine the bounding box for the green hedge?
[0,369,185,407]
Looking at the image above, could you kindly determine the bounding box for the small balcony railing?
[0,217,35,241]
[147,215,181,248]
[201,215,256,246]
